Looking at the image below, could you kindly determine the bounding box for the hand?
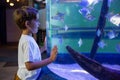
[50,45,58,61]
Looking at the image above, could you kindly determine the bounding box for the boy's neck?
[22,30,32,36]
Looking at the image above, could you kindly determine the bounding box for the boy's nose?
[38,22,40,26]
[37,22,40,28]
[37,22,40,26]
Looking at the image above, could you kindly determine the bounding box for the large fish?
[66,46,120,80]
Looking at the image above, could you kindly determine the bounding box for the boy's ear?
[25,21,31,30]
[25,21,30,27]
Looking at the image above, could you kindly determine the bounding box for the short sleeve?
[23,41,34,62]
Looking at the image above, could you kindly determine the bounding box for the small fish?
[78,8,95,21]
[108,0,113,7]
[116,43,120,53]
[78,38,83,47]
[78,8,90,16]
[107,30,118,39]
[78,0,99,7]
[110,14,120,27]
[59,37,63,44]
[89,0,99,7]
[64,25,68,31]
[96,29,101,37]
[98,40,106,49]
[78,0,89,7]
[106,12,114,19]
[51,12,65,21]
[85,14,95,21]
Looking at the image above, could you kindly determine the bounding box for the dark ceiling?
[0,0,45,9]
[0,0,28,9]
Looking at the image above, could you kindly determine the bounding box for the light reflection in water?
[48,63,120,80]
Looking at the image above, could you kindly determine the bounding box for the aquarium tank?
[46,0,120,64]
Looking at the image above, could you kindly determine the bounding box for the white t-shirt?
[17,34,41,80]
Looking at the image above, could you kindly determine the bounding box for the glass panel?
[46,0,120,63]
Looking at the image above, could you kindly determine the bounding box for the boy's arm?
[25,46,57,71]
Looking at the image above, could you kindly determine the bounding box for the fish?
[116,43,120,53]
[79,0,89,7]
[96,29,101,37]
[85,14,95,21]
[78,0,99,7]
[59,37,63,44]
[78,8,90,16]
[66,46,120,80]
[78,38,83,47]
[110,14,120,27]
[107,30,118,39]
[108,0,113,7]
[78,8,95,21]
[51,12,65,21]
[97,40,106,49]
[64,25,68,31]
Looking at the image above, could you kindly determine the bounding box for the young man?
[13,6,57,80]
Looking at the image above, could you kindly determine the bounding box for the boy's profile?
[13,6,57,80]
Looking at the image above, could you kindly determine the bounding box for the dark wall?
[0,6,6,45]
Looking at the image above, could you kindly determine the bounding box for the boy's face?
[29,14,40,33]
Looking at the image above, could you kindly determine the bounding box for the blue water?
[46,0,120,64]
[47,63,120,80]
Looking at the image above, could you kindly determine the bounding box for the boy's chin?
[32,30,38,33]
[33,32,37,34]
